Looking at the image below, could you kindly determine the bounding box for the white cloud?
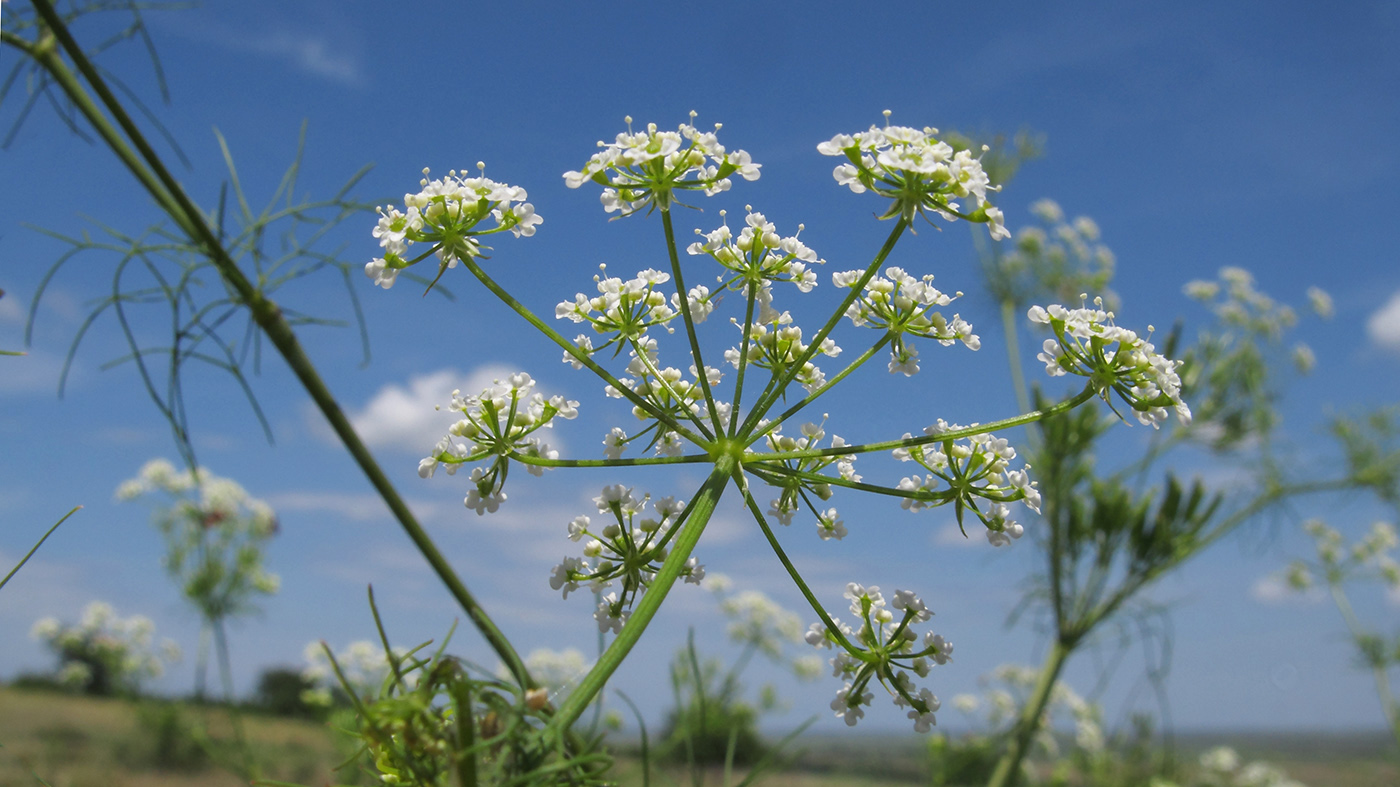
[249,31,362,85]
[1367,290,1400,350]
[342,365,514,454]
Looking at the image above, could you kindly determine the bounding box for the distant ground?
[1,685,1395,786]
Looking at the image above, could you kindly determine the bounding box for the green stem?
[728,282,759,437]
[451,680,479,787]
[734,472,857,653]
[985,637,1074,787]
[758,384,1098,461]
[750,335,892,445]
[509,452,713,468]
[459,255,709,448]
[661,210,723,435]
[548,458,735,733]
[739,218,908,435]
[22,0,536,692]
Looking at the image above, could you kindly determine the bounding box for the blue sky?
[3,0,1399,738]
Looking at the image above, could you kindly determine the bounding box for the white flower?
[593,592,631,634]
[831,682,872,726]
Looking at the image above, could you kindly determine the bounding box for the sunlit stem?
[509,452,712,469]
[748,335,891,447]
[728,282,760,437]
[661,211,724,435]
[548,459,734,734]
[459,256,710,449]
[628,336,715,440]
[758,384,1098,461]
[733,471,858,654]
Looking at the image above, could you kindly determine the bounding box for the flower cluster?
[417,373,579,514]
[723,290,841,394]
[805,584,950,732]
[564,113,760,215]
[548,487,701,633]
[1029,300,1191,428]
[599,340,727,456]
[687,209,822,293]
[31,601,181,695]
[367,166,538,290]
[818,112,1007,238]
[833,266,978,376]
[892,420,1040,546]
[556,265,713,347]
[1196,746,1308,787]
[747,419,860,541]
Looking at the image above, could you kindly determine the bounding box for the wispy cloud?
[247,31,362,86]
[1367,289,1400,351]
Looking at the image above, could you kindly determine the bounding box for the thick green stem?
[986,638,1074,787]
[22,0,535,691]
[548,458,735,733]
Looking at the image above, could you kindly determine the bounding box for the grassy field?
[1,685,1395,786]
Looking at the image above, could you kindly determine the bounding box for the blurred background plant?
[116,458,279,700]
[29,600,180,696]
[114,457,278,778]
[943,130,1380,786]
[1279,514,1400,751]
